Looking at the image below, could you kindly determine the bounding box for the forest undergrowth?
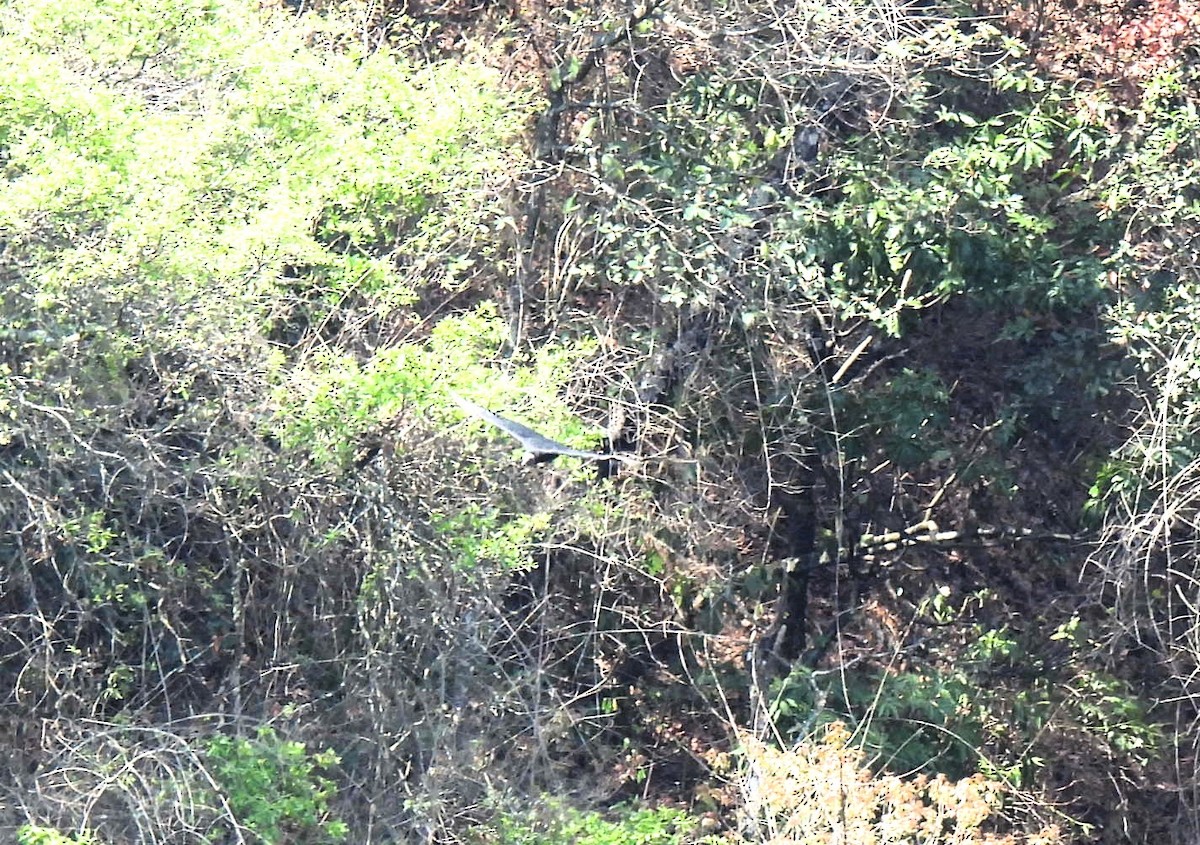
[3,0,1200,843]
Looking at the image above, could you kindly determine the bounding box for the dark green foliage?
[768,617,1162,787]
[767,663,985,780]
[840,367,951,467]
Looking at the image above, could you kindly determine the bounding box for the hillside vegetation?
[3,0,1200,842]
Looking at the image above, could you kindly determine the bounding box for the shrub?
[205,726,347,844]
[476,800,696,845]
[17,826,102,845]
[766,615,1163,792]
[0,0,526,360]
[271,303,598,467]
[732,723,1062,845]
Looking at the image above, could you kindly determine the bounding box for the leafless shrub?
[1090,335,1200,665]
[661,0,996,126]
[1087,333,1200,840]
[23,720,243,845]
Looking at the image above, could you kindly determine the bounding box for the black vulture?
[451,393,636,466]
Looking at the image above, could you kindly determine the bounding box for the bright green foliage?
[205,727,347,844]
[0,3,532,674]
[0,0,526,358]
[481,801,695,845]
[17,826,102,845]
[437,505,552,573]
[273,304,598,465]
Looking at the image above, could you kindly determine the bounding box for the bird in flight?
[451,393,636,466]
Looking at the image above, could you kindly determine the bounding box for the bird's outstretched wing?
[451,393,636,464]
